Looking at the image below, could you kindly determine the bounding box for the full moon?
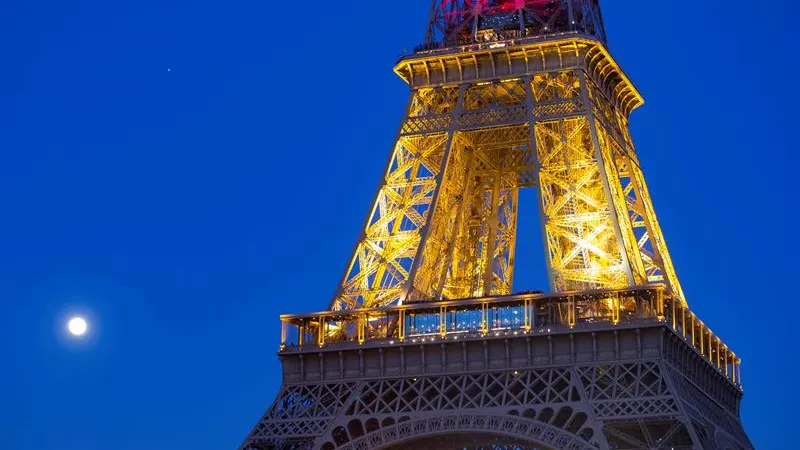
[67,317,88,336]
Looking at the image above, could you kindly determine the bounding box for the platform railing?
[396,30,588,63]
[278,286,740,387]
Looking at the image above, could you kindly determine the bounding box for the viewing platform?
[278,287,742,389]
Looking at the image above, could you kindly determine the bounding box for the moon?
[67,317,88,336]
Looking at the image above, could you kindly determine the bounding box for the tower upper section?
[421,0,606,52]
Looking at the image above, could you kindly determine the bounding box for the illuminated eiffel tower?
[241,1,752,449]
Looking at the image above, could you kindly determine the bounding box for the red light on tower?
[427,0,606,48]
[440,0,561,14]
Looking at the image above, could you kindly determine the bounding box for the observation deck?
[278,287,742,390]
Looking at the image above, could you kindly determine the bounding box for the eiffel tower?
[241,1,752,449]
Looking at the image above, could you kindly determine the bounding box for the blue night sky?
[1,1,797,448]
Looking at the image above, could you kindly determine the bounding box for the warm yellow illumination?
[333,37,684,311]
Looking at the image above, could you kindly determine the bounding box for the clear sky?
[1,0,797,448]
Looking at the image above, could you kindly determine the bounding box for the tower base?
[241,309,751,450]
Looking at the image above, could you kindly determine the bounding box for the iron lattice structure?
[241,1,752,449]
[330,40,682,311]
[423,0,606,50]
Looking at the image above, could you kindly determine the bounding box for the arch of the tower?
[319,412,595,450]
[381,433,553,450]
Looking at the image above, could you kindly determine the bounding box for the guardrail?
[278,286,741,387]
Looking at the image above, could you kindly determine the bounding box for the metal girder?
[331,39,686,310]
[241,329,753,450]
[422,0,606,50]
